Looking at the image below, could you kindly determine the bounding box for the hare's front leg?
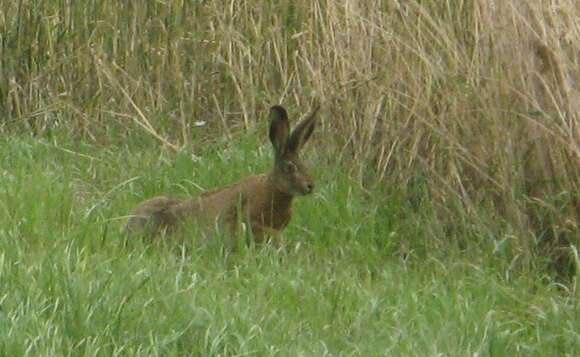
[249,224,285,248]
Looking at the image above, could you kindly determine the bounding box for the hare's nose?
[305,182,315,193]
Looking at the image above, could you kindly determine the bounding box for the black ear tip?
[270,105,288,120]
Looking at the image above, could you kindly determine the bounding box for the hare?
[124,104,319,244]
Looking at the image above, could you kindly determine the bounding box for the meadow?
[0,135,577,356]
[1,0,578,355]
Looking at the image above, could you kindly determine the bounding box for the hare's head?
[268,105,319,196]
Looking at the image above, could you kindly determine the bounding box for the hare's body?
[173,174,293,242]
[124,105,319,243]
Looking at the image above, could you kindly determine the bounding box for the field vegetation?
[1,0,578,355]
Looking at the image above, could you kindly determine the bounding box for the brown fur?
[124,105,319,244]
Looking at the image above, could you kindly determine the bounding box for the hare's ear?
[287,104,319,153]
[269,105,290,157]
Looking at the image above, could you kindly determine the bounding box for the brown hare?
[124,104,319,245]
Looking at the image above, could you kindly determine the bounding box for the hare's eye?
[284,161,297,173]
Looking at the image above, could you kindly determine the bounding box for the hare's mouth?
[300,183,315,195]
[287,185,313,196]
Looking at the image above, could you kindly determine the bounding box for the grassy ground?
[0,136,577,356]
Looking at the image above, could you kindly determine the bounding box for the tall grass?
[1,1,578,272]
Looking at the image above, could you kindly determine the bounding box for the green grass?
[1,136,577,356]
